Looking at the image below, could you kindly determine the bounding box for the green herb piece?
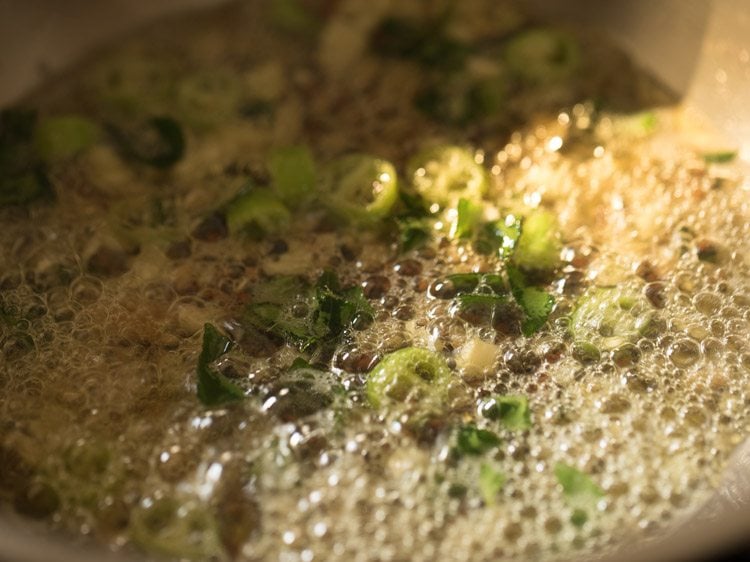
[504,28,581,85]
[269,145,317,208]
[34,115,99,161]
[570,508,588,527]
[196,324,244,406]
[225,189,291,236]
[320,154,399,223]
[569,286,655,353]
[290,357,314,370]
[245,272,372,353]
[366,347,452,409]
[107,116,185,168]
[445,272,506,296]
[408,145,488,209]
[455,293,509,310]
[455,424,501,456]
[450,198,483,239]
[511,209,561,273]
[245,276,319,351]
[448,483,469,499]
[479,463,507,505]
[473,214,523,257]
[554,462,604,527]
[554,461,603,527]
[370,17,469,71]
[554,462,604,500]
[702,150,737,164]
[507,265,555,336]
[313,271,373,340]
[480,395,531,430]
[398,218,433,252]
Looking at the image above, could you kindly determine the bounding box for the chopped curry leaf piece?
[107,116,185,168]
[518,287,555,336]
[197,324,245,406]
[245,272,372,353]
[314,272,373,339]
[398,218,432,252]
[570,508,588,527]
[506,265,555,335]
[290,357,314,370]
[554,462,604,501]
[450,198,482,239]
[455,424,501,456]
[455,293,508,309]
[480,395,531,430]
[702,150,737,164]
[446,273,482,294]
[479,463,507,505]
[245,302,319,350]
[472,215,522,258]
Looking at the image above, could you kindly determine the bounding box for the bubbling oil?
[1,1,750,561]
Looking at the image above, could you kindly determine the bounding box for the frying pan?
[0,1,748,560]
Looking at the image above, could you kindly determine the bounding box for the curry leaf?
[245,272,372,353]
[507,265,554,336]
[481,395,531,430]
[455,424,501,457]
[475,214,522,259]
[196,324,245,406]
[479,463,507,505]
[451,197,482,239]
[554,462,604,502]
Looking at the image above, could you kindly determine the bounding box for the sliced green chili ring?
[225,190,291,236]
[408,145,488,209]
[366,347,452,409]
[569,286,655,353]
[321,154,399,223]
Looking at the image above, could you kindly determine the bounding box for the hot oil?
[1,1,749,561]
